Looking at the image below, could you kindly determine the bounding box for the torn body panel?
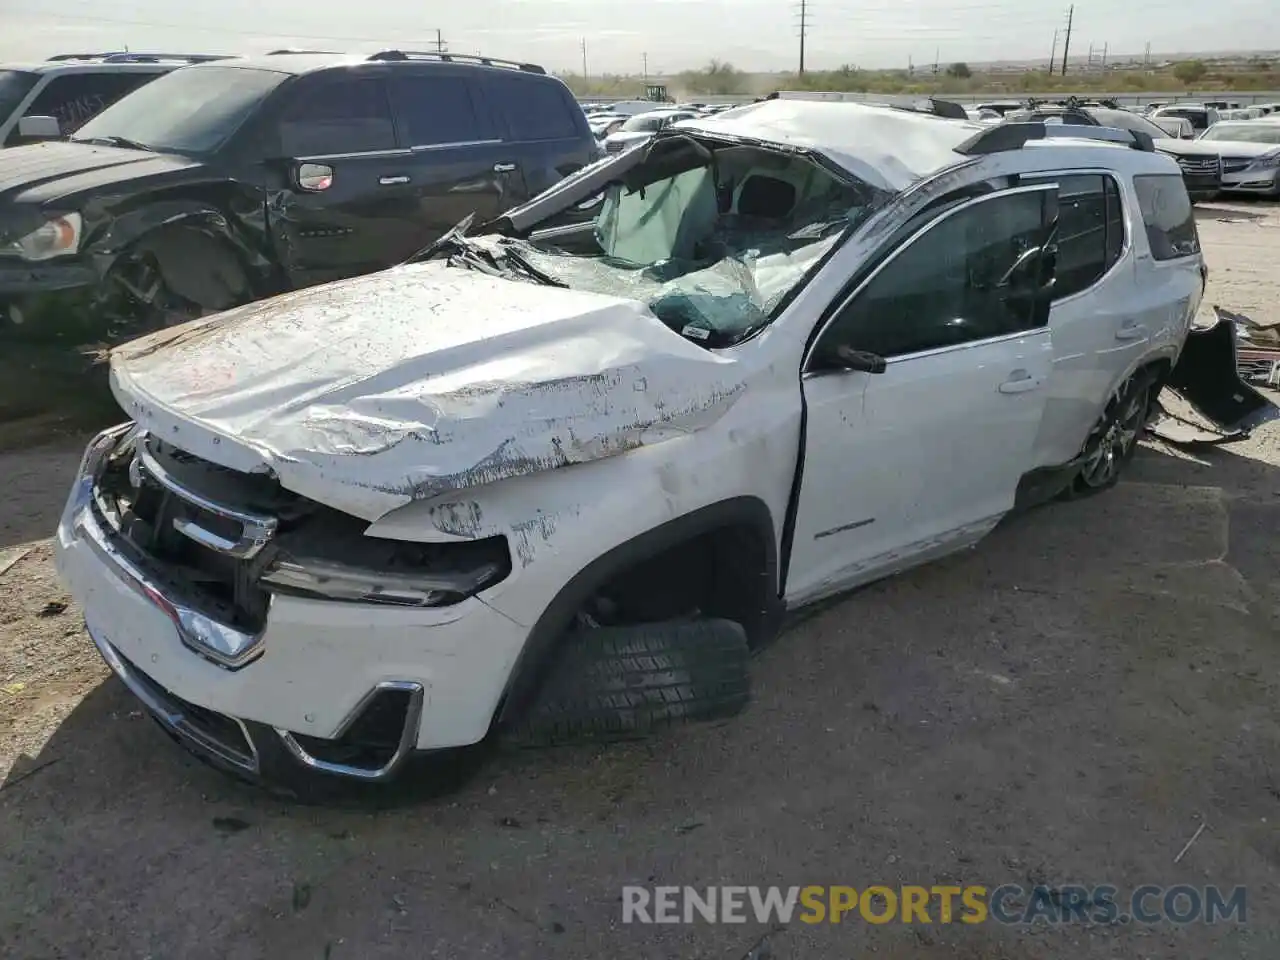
[109,261,749,521]
[1154,311,1280,443]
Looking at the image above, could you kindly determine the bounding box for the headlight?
[1247,151,1280,170]
[8,212,82,261]
[260,537,510,607]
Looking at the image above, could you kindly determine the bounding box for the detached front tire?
[506,618,751,746]
[1062,369,1154,499]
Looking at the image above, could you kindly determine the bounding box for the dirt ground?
[2,200,1279,960]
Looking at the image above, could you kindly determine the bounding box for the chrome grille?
[1175,155,1221,175]
[1221,156,1252,174]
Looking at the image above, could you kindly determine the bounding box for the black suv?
[0,51,598,350]
[1003,98,1223,201]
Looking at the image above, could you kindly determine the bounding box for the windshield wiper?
[73,135,154,152]
[498,243,568,288]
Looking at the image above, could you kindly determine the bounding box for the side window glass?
[389,75,493,146]
[817,188,1053,362]
[23,72,158,136]
[1133,174,1200,260]
[487,76,581,141]
[1023,173,1121,298]
[277,77,395,156]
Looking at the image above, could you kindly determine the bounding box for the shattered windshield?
[478,137,885,346]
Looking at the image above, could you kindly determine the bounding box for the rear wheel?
[1062,370,1153,499]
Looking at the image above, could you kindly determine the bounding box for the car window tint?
[818,188,1053,360]
[278,77,395,155]
[389,75,493,146]
[1133,174,1200,260]
[23,72,161,136]
[1022,173,1124,298]
[487,76,580,140]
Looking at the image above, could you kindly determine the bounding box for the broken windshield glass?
[492,139,886,346]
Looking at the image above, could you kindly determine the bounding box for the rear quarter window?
[1133,173,1200,261]
[487,75,583,141]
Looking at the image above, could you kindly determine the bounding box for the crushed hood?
[109,261,747,522]
[0,141,200,206]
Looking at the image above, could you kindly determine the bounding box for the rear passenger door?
[387,70,524,254]
[483,73,596,198]
[1019,172,1134,468]
[265,73,415,287]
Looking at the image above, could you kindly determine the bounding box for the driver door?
[784,185,1060,607]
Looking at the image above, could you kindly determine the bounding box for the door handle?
[493,162,517,173]
[379,175,410,185]
[998,372,1043,394]
[1115,323,1148,341]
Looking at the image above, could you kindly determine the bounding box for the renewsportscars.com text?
[621,884,1247,925]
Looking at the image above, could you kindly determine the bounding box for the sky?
[1,0,1277,73]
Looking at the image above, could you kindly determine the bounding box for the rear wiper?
[498,243,567,288]
[74,135,153,152]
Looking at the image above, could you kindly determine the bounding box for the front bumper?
[55,425,530,781]
[0,258,99,343]
[1179,171,1222,199]
[1221,166,1280,194]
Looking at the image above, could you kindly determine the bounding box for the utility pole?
[908,54,914,77]
[932,46,939,75]
[1060,4,1073,76]
[1049,29,1058,73]
[642,52,648,81]
[1101,42,1108,70]
[1087,42,1095,71]
[1144,41,1151,67]
[580,37,588,79]
[796,0,810,76]
[434,29,446,53]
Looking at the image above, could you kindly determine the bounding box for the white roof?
[677,99,985,192]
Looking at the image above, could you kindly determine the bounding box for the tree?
[946,62,972,79]
[1172,60,1207,85]
[677,59,748,96]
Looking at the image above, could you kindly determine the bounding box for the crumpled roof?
[677,100,984,192]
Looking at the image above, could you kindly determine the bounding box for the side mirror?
[835,345,887,374]
[17,115,61,141]
[294,161,333,192]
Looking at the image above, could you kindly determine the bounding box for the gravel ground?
[1,199,1278,959]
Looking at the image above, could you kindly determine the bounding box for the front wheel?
[1062,370,1153,499]
[98,229,251,346]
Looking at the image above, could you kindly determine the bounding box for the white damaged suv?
[55,100,1265,797]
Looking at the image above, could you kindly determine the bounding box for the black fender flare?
[493,496,782,728]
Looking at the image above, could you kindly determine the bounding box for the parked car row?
[1,50,599,352]
[959,96,1280,201]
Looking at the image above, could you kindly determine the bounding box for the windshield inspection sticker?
[682,324,711,341]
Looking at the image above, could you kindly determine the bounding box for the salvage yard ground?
[2,200,1279,959]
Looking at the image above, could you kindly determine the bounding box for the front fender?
[86,195,275,287]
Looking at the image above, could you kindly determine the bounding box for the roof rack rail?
[266,48,342,55]
[955,121,1155,156]
[366,50,545,74]
[49,52,230,64]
